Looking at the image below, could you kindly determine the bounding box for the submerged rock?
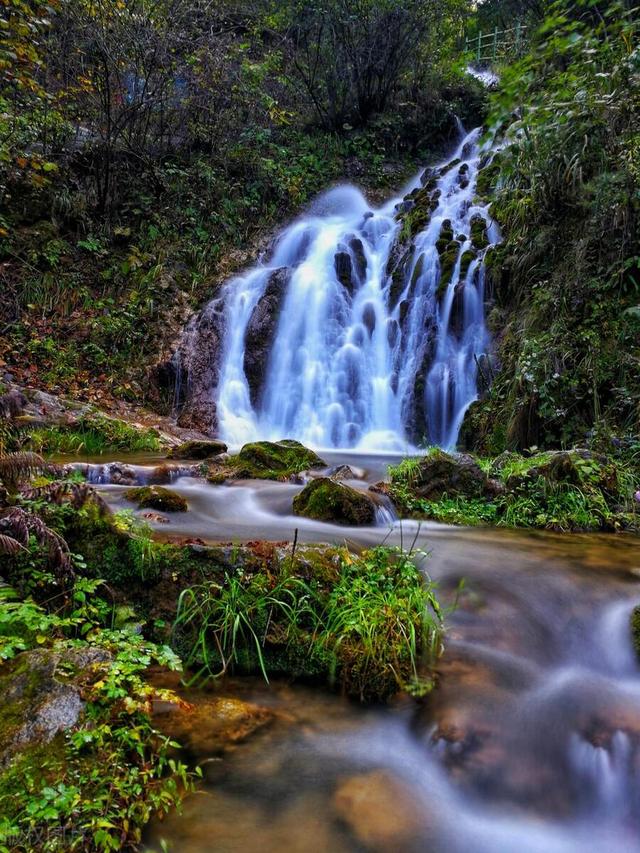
[168,439,228,459]
[292,477,376,525]
[153,694,274,756]
[125,485,188,512]
[333,770,426,850]
[631,606,640,658]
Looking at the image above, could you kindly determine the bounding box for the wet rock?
[335,251,354,293]
[153,695,274,756]
[125,485,188,512]
[175,298,226,433]
[0,388,27,419]
[293,477,376,525]
[244,267,290,407]
[0,647,110,768]
[168,439,228,460]
[470,214,489,250]
[102,462,139,485]
[402,449,503,501]
[349,237,367,281]
[362,303,377,335]
[327,464,358,481]
[140,511,170,524]
[333,770,426,850]
[207,440,325,483]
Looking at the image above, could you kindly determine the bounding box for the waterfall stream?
[193,126,496,451]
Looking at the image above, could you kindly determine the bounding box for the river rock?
[168,439,228,459]
[125,485,188,512]
[243,267,290,406]
[333,770,426,850]
[293,477,376,525]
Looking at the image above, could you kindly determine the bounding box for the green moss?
[207,439,325,482]
[168,439,227,459]
[436,241,461,297]
[470,214,489,250]
[459,249,476,278]
[124,485,188,512]
[632,606,640,659]
[292,477,376,525]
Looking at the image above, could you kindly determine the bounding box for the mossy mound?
[292,477,376,525]
[207,439,325,482]
[387,448,638,532]
[631,606,640,658]
[125,485,188,512]
[168,439,227,459]
[470,214,489,250]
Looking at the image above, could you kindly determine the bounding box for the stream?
[81,452,640,852]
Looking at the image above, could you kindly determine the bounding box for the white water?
[211,126,496,451]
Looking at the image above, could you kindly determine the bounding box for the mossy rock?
[397,449,501,501]
[292,477,376,525]
[459,249,476,278]
[168,439,227,459]
[631,606,640,658]
[470,214,489,250]
[437,241,461,298]
[125,485,188,512]
[207,440,326,482]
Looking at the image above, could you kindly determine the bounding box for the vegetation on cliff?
[465,0,640,453]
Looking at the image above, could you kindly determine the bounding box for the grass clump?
[173,545,444,702]
[25,414,161,455]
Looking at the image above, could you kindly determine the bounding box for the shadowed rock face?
[175,298,226,434]
[243,267,290,408]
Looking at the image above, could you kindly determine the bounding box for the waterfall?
[188,126,497,451]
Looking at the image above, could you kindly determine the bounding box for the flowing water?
[86,457,640,853]
[201,127,495,451]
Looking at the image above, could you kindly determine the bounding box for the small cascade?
[182,125,497,451]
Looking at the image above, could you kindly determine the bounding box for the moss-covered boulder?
[470,214,489,250]
[207,439,325,482]
[125,485,188,512]
[293,477,376,525]
[168,439,227,459]
[631,606,640,659]
[394,449,502,502]
[0,647,110,768]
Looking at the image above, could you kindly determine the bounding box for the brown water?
[86,455,640,853]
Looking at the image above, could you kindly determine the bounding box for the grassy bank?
[386,448,640,532]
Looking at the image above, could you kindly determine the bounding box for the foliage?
[24,416,161,455]
[0,579,195,852]
[173,545,444,701]
[388,448,640,531]
[471,0,640,451]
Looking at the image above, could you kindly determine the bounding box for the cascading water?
[194,125,497,451]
